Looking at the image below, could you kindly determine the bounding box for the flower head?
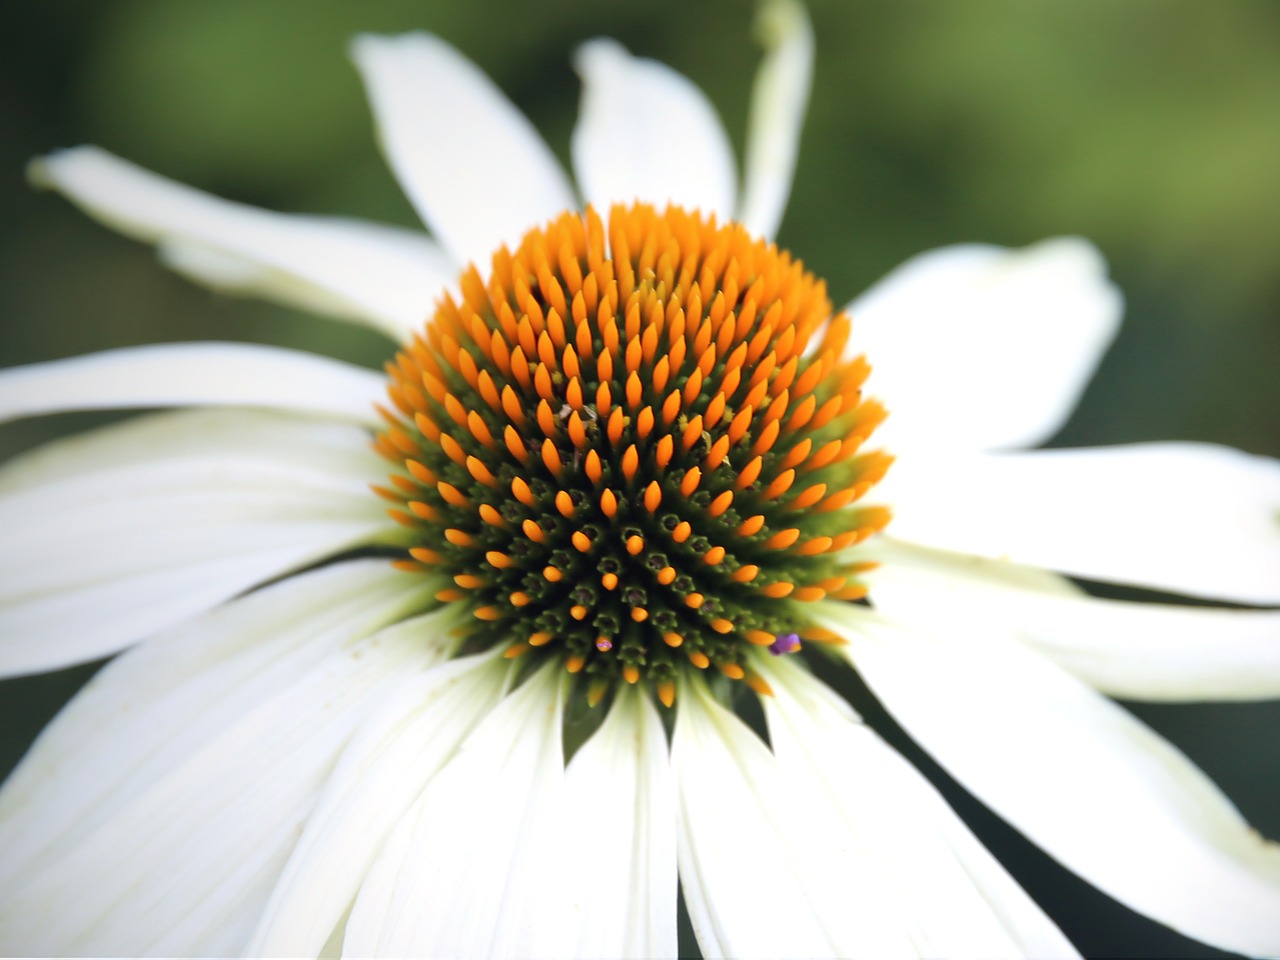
[2,3,1279,958]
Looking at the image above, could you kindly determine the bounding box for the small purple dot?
[768,633,801,656]
[596,637,613,652]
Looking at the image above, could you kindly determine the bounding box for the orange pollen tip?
[572,530,593,552]
[663,631,685,648]
[685,593,705,609]
[688,651,711,669]
[720,662,746,680]
[474,606,502,621]
[710,618,734,634]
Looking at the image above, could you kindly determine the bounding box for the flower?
[2,1,1279,957]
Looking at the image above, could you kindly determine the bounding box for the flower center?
[375,203,890,706]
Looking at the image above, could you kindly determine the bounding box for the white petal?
[0,561,437,957]
[555,687,677,959]
[573,40,738,222]
[737,0,813,240]
[246,648,508,957]
[759,656,1078,959]
[846,239,1122,453]
[343,664,568,958]
[0,408,393,676]
[31,147,451,340]
[0,342,385,426]
[821,602,1280,958]
[350,33,577,269]
[673,676,917,959]
[865,540,1280,701]
[876,442,1280,604]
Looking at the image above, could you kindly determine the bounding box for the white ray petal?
[865,540,1280,701]
[553,686,677,959]
[350,32,576,270]
[31,147,451,340]
[674,676,917,959]
[759,656,1079,959]
[573,40,738,222]
[246,648,508,957]
[0,342,385,426]
[0,561,437,957]
[343,664,568,958]
[845,239,1121,453]
[738,0,813,241]
[0,408,393,676]
[821,602,1280,958]
[875,442,1280,605]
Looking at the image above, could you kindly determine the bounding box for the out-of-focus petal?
[0,342,385,426]
[822,602,1280,958]
[351,33,576,270]
[0,408,392,676]
[573,39,737,222]
[0,561,436,957]
[31,147,450,340]
[738,0,813,241]
[845,239,1121,453]
[874,442,1280,604]
[865,540,1280,701]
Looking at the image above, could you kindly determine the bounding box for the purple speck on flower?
[595,636,613,652]
[768,633,801,656]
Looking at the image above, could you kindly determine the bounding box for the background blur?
[1,1,1277,956]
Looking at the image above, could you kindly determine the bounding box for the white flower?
[2,2,1279,957]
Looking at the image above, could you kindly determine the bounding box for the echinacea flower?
[3,1,1279,956]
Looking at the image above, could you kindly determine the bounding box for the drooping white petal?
[673,676,918,959]
[0,342,385,426]
[821,602,1280,958]
[737,0,813,241]
[30,147,451,340]
[350,32,577,270]
[845,239,1122,454]
[0,408,393,676]
[0,561,437,957]
[875,442,1280,605]
[759,656,1079,959]
[246,648,508,957]
[553,686,677,959]
[573,39,738,223]
[865,540,1280,701]
[343,664,568,957]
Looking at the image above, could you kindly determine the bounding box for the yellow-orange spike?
[601,571,619,590]
[512,476,537,507]
[566,653,587,674]
[682,366,704,407]
[685,593,705,609]
[663,631,684,648]
[726,405,754,445]
[599,487,619,518]
[792,586,827,602]
[735,456,763,489]
[541,438,563,478]
[623,664,642,685]
[523,518,546,543]
[596,380,613,416]
[745,628,776,646]
[625,334,643,374]
[737,514,766,536]
[761,581,795,598]
[529,630,554,647]
[439,433,467,466]
[656,565,677,585]
[486,550,514,569]
[815,486,858,513]
[741,376,770,414]
[703,545,726,565]
[762,527,801,550]
[657,680,676,708]
[652,355,670,394]
[630,606,649,623]
[661,389,682,425]
[544,565,564,582]
[570,604,589,621]
[443,393,468,428]
[466,411,496,450]
[720,662,746,680]
[744,670,774,697]
[671,521,692,543]
[477,369,501,411]
[626,534,645,555]
[708,489,734,517]
[534,363,555,402]
[435,587,465,602]
[405,458,436,486]
[681,466,702,496]
[710,618,734,634]
[704,392,727,428]
[501,385,526,428]
[655,434,674,468]
[644,481,662,512]
[787,394,817,431]
[597,347,614,383]
[626,371,643,409]
[688,651,711,669]
[566,375,584,409]
[536,399,558,438]
[636,406,655,440]
[810,395,844,431]
[622,444,640,481]
[567,411,589,449]
[454,573,486,589]
[585,449,603,483]
[555,490,575,517]
[778,437,813,471]
[410,546,445,564]
[681,414,705,451]
[478,503,506,527]
[797,535,834,556]
[437,481,468,507]
[466,456,497,487]
[445,527,476,547]
[607,406,626,445]
[731,563,759,582]
[407,500,437,521]
[475,605,503,621]
[760,468,795,500]
[572,530,593,552]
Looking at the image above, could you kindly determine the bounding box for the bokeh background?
[1,1,1277,956]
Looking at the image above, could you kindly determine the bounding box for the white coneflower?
[2,2,1278,957]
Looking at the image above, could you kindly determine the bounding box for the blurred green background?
[0,1,1277,956]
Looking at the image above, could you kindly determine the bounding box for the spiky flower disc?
[376,203,891,704]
